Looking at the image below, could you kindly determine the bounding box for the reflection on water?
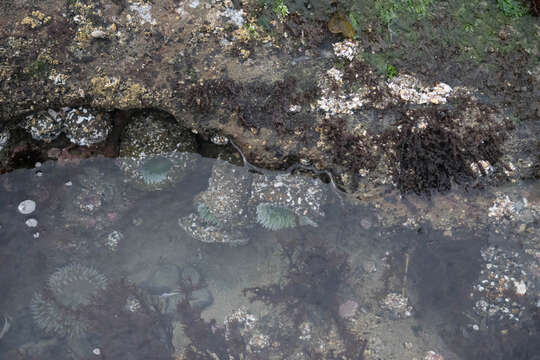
[0,155,538,360]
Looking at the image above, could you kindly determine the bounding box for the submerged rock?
[179,159,252,245]
[179,212,249,246]
[144,263,181,295]
[118,114,197,190]
[61,166,130,230]
[249,172,326,227]
[180,160,327,244]
[197,159,252,227]
[189,288,213,311]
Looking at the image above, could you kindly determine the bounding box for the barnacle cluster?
[470,246,531,326]
[30,264,108,338]
[22,107,112,145]
[249,172,326,228]
[387,74,453,105]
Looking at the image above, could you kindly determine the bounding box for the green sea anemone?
[197,203,221,226]
[256,203,297,231]
[139,156,174,185]
[30,264,108,338]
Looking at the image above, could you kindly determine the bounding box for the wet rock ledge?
[1,0,539,195]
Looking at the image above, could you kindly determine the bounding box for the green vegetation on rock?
[273,0,289,19]
[386,63,398,79]
[24,58,50,80]
[497,0,530,17]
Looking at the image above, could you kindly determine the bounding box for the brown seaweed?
[86,279,174,360]
[244,233,367,359]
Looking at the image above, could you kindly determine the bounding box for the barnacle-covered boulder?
[179,159,252,245]
[21,107,113,147]
[179,212,250,246]
[197,159,253,227]
[64,107,113,146]
[21,109,65,142]
[118,114,197,190]
[249,172,327,229]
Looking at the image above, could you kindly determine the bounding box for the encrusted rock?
[118,114,197,190]
[197,159,252,227]
[64,107,112,146]
[61,167,130,230]
[471,246,531,326]
[388,74,452,105]
[249,172,326,224]
[380,293,412,318]
[179,212,249,246]
[22,109,65,142]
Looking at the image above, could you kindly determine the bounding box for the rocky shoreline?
[1,0,539,195]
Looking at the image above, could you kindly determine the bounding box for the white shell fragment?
[514,280,527,296]
[91,30,107,39]
[0,130,9,150]
[18,200,36,215]
[25,218,38,227]
[210,135,229,145]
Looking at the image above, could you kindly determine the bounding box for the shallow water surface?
[0,155,538,360]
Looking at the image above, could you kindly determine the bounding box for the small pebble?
[299,158,311,166]
[65,181,72,186]
[210,135,229,145]
[25,218,38,227]
[514,280,527,295]
[92,347,101,355]
[91,30,107,39]
[338,300,358,318]
[360,218,372,230]
[18,200,36,215]
[363,261,377,273]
